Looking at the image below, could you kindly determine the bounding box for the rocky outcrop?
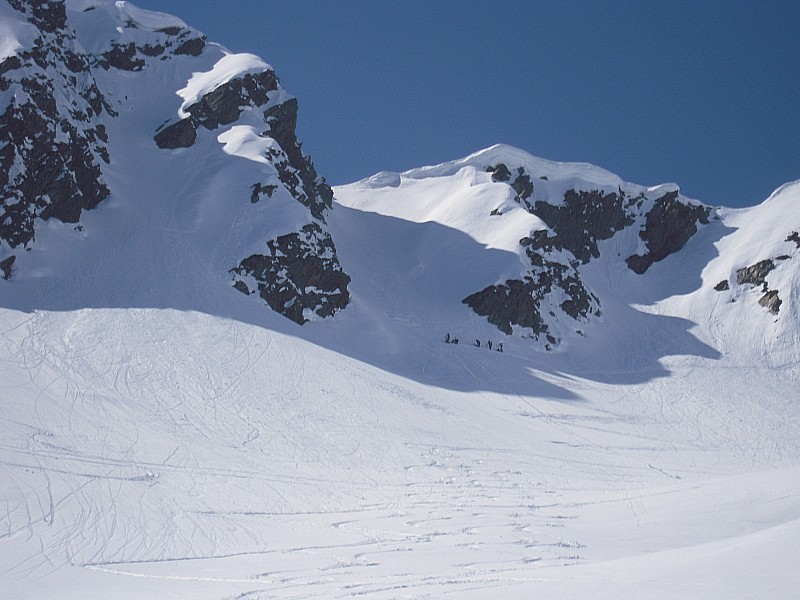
[0,255,15,280]
[462,171,711,345]
[529,189,635,263]
[154,72,333,222]
[787,231,800,249]
[94,21,206,71]
[1,0,111,250]
[626,192,710,274]
[736,259,775,288]
[758,290,781,315]
[231,224,351,324]
[722,258,783,314]
[464,250,599,344]
[487,164,533,208]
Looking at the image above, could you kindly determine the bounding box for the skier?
[452,338,459,345]
[497,342,503,353]
[487,340,492,350]
[474,339,480,348]
[445,332,451,344]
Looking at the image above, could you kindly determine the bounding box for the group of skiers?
[444,333,503,352]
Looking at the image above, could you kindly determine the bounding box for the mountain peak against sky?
[0,0,350,324]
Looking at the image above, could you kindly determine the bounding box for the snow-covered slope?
[1,2,800,599]
[335,144,800,369]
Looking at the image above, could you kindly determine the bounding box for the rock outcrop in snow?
[0,0,349,324]
[459,154,711,347]
[0,0,110,252]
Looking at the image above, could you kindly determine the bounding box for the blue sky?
[134,1,799,207]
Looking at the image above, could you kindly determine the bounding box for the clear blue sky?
[134,1,799,207]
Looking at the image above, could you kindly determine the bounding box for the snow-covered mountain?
[0,0,350,324]
[1,2,799,599]
[335,144,800,368]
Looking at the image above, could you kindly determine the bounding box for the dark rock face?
[231,224,351,324]
[153,70,333,222]
[759,290,782,315]
[530,189,634,263]
[464,280,548,336]
[731,259,783,314]
[736,259,775,288]
[1,0,111,249]
[714,280,730,292]
[94,23,207,72]
[154,118,196,149]
[626,192,710,274]
[463,172,710,344]
[262,98,333,221]
[250,182,277,204]
[102,42,145,71]
[188,70,278,129]
[487,164,533,207]
[7,0,66,33]
[787,231,800,249]
[464,254,599,340]
[174,37,206,56]
[0,255,15,280]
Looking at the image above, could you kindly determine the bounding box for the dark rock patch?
[530,189,634,263]
[156,26,183,36]
[8,0,67,34]
[510,168,533,203]
[487,163,511,182]
[626,191,710,274]
[263,98,333,221]
[759,290,781,314]
[787,231,800,248]
[464,248,599,340]
[231,223,350,324]
[1,65,110,248]
[714,280,730,292]
[187,70,278,130]
[736,259,775,288]
[250,182,278,203]
[463,279,548,337]
[0,255,15,280]
[154,118,196,149]
[174,37,205,56]
[140,43,166,57]
[101,43,145,71]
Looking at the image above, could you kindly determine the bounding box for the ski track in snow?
[1,306,799,599]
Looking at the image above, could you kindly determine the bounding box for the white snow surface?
[2,2,800,599]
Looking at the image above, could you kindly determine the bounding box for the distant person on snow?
[452,338,459,345]
[497,342,503,353]
[487,340,492,350]
[474,339,480,348]
[445,332,451,344]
